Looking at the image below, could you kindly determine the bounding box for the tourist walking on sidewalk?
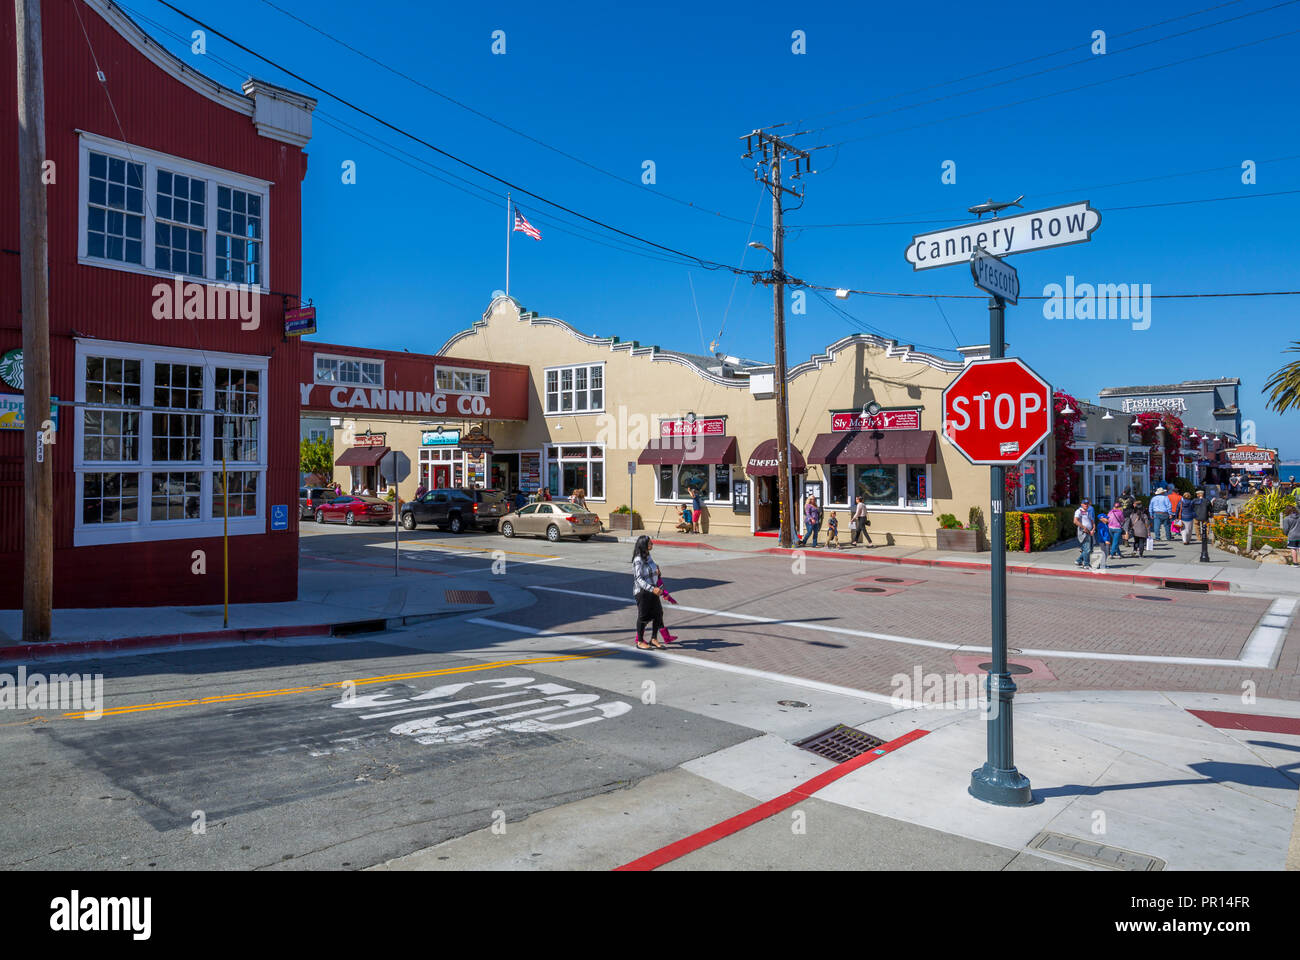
[1073,498,1095,567]
[1282,505,1300,565]
[850,496,872,546]
[1150,487,1173,541]
[1106,503,1125,557]
[798,494,822,547]
[1179,491,1199,544]
[1093,518,1111,571]
[1125,500,1153,558]
[632,535,675,649]
[1192,489,1213,545]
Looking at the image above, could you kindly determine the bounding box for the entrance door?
[433,465,450,489]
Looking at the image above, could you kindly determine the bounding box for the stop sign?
[941,358,1053,465]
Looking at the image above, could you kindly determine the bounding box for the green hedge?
[1005,511,1061,551]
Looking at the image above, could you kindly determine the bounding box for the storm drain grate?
[332,618,388,637]
[795,724,886,762]
[445,590,493,605]
[1162,579,1210,592]
[1028,831,1165,871]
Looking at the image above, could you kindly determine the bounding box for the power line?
[763,0,1250,133]
[805,25,1300,152]
[255,0,756,227]
[784,0,1298,140]
[155,1,759,277]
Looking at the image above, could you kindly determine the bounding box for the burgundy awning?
[807,430,938,465]
[637,435,738,466]
[335,445,390,468]
[745,439,807,476]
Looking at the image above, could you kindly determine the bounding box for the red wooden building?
[1,0,315,607]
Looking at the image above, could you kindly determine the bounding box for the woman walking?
[632,535,677,649]
[1125,499,1153,558]
[1106,502,1125,558]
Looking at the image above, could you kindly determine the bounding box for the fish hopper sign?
[905,201,1101,271]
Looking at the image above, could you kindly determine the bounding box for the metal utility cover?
[795,724,886,763]
[1028,831,1165,871]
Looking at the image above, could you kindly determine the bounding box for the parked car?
[299,486,330,520]
[499,501,601,542]
[400,488,508,533]
[313,495,392,526]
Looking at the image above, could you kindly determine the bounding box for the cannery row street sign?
[905,201,1102,271]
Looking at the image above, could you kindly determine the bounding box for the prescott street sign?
[905,201,1102,271]
[970,246,1019,303]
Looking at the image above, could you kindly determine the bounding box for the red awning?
[745,439,807,476]
[807,430,937,465]
[637,435,738,466]
[335,445,390,468]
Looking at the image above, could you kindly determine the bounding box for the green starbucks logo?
[0,349,21,390]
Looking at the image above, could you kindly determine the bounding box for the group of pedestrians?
[1074,486,1222,570]
[796,495,873,548]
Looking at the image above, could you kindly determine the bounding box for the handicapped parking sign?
[271,504,289,531]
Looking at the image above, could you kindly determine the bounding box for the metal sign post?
[380,451,412,576]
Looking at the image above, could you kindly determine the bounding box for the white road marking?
[467,617,916,707]
[524,585,1295,670]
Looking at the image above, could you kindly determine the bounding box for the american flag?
[513,208,542,241]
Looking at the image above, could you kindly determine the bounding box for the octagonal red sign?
[941,358,1053,465]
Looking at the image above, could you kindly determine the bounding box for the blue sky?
[128,0,1300,455]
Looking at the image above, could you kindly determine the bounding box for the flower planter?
[936,528,985,552]
[608,512,642,532]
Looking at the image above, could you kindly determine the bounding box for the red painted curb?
[0,623,334,662]
[755,546,1228,590]
[614,727,929,872]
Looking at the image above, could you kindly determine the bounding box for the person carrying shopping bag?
[632,536,677,649]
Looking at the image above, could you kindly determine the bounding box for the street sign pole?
[969,295,1034,807]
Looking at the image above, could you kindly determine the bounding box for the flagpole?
[505,192,511,299]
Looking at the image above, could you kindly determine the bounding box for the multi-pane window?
[314,356,382,386]
[824,464,933,511]
[75,344,267,542]
[544,364,604,414]
[656,463,734,503]
[546,445,605,498]
[1015,442,1048,509]
[435,367,489,394]
[86,152,144,265]
[419,448,463,489]
[155,170,206,276]
[151,472,201,521]
[82,472,139,525]
[216,186,262,284]
[213,470,259,518]
[214,367,260,462]
[82,356,141,462]
[152,362,203,462]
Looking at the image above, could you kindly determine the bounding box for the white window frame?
[543,362,605,416]
[822,463,933,513]
[73,339,269,546]
[1015,441,1049,510]
[434,365,490,396]
[77,131,272,291]
[653,463,735,505]
[313,352,384,388]
[418,447,465,489]
[544,444,606,501]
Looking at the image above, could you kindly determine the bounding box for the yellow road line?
[61,652,609,720]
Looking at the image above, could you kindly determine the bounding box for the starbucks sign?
[0,349,21,390]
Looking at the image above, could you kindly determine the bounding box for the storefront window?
[856,465,898,506]
[547,444,605,498]
[828,464,849,505]
[677,464,709,499]
[656,463,735,503]
[1016,442,1048,509]
[905,465,927,507]
[715,464,731,502]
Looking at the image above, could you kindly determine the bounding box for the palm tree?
[1264,341,1300,414]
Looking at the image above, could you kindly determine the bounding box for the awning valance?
[745,439,807,476]
[637,435,738,466]
[807,430,937,466]
[336,445,390,468]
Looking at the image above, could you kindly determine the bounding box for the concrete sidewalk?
[0,551,536,659]
[377,691,1300,871]
[637,531,1299,595]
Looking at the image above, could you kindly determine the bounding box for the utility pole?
[16,0,53,643]
[742,130,813,549]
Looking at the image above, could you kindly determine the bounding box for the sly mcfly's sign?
[905,201,1102,271]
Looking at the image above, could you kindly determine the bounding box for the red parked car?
[313,495,393,526]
